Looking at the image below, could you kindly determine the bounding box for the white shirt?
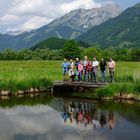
[92,60,99,67]
[70,62,74,69]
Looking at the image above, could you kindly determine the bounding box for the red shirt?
[86,61,92,71]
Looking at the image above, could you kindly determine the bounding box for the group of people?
[61,101,116,129]
[62,56,116,82]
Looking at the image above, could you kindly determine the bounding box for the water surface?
[0,96,140,140]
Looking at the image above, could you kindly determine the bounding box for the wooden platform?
[53,81,107,95]
[53,81,107,87]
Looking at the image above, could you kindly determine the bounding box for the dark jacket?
[100,61,107,72]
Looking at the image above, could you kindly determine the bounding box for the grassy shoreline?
[0,61,139,97]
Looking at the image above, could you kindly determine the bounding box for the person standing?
[108,58,116,82]
[69,59,75,82]
[62,58,69,81]
[92,57,99,83]
[75,58,80,81]
[99,58,107,83]
[78,60,83,81]
[83,56,88,81]
[86,60,93,82]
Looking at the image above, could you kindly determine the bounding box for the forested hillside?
[78,3,140,48]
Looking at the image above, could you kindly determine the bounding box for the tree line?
[0,40,139,61]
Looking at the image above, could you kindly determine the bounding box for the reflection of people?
[108,112,115,130]
[69,111,74,123]
[93,119,100,129]
[108,58,116,82]
[78,111,84,123]
[99,113,106,128]
[62,100,112,130]
[84,112,92,127]
[61,111,69,123]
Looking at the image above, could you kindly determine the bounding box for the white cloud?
[0,14,18,23]
[21,16,51,30]
[61,0,101,13]
[0,0,104,33]
[9,0,50,16]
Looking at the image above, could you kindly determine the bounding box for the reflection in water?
[61,100,116,130]
[108,112,115,129]
[0,97,140,140]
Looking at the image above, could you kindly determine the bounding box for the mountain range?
[0,4,121,50]
[78,3,140,48]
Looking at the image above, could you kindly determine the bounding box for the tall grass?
[0,60,60,93]
[0,60,62,81]
[95,82,140,98]
[95,62,140,97]
[0,60,139,95]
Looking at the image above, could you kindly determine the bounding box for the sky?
[0,0,140,34]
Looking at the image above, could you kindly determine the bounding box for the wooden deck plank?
[53,81,107,88]
[53,81,108,95]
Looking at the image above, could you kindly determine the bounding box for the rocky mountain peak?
[48,3,122,32]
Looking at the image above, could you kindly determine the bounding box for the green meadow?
[0,60,62,81]
[0,60,62,93]
[0,60,139,95]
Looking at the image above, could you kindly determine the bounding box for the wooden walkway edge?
[53,81,107,87]
[53,81,108,95]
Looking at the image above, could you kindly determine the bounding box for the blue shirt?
[62,62,69,70]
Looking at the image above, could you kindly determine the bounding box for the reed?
[95,82,140,98]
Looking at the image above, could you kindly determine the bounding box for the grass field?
[0,60,62,81]
[0,60,139,94]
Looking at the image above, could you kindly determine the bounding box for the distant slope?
[30,37,67,50]
[0,4,121,50]
[0,34,15,50]
[78,3,140,48]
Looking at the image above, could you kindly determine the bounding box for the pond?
[0,96,140,140]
